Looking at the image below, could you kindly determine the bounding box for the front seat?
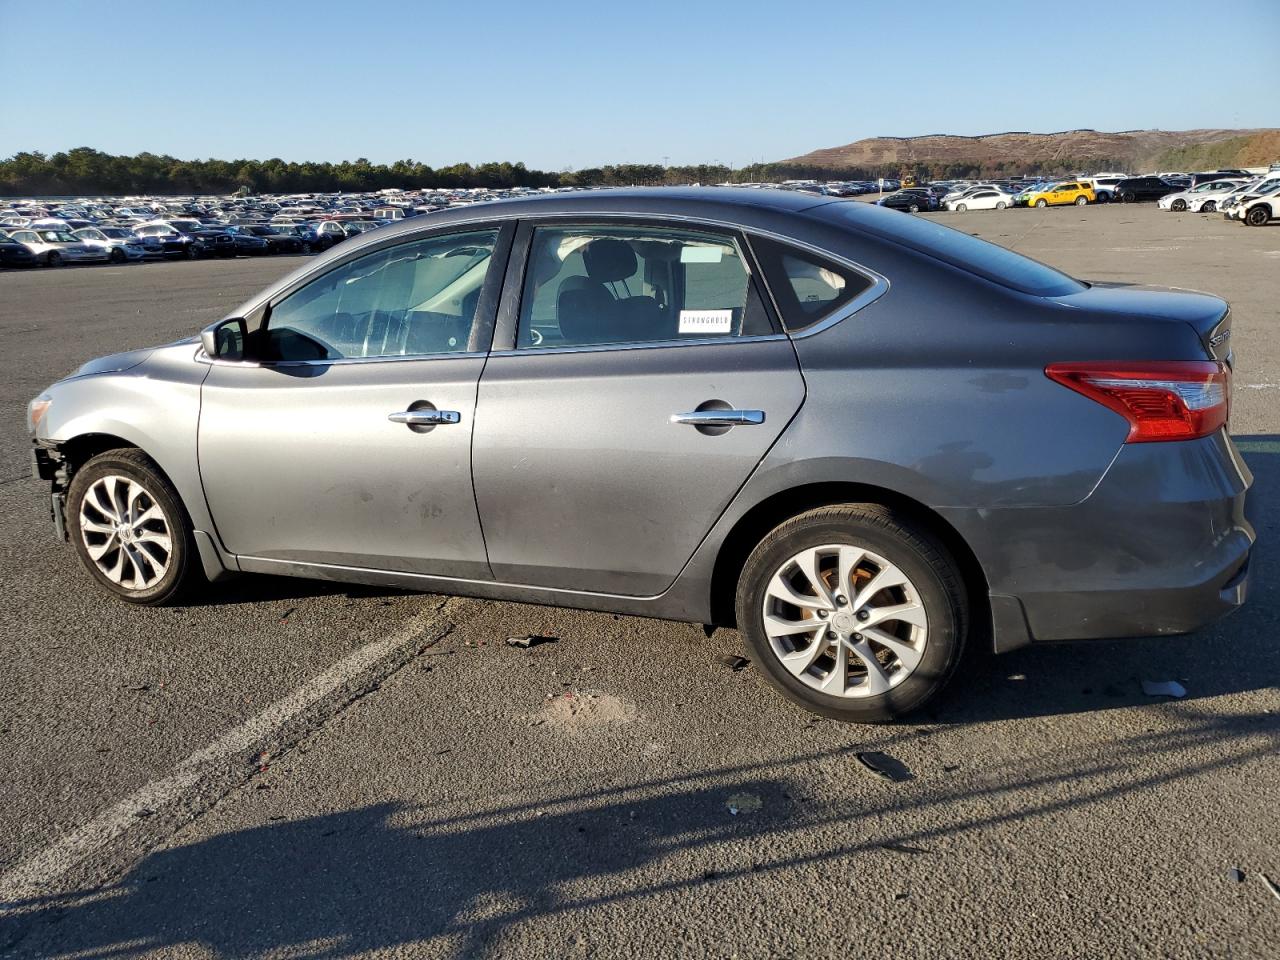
[556,238,641,344]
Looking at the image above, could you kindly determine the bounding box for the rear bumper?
[946,431,1254,647]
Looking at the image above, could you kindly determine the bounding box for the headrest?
[582,237,637,283]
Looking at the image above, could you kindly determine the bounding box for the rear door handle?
[670,410,765,426]
[388,410,461,426]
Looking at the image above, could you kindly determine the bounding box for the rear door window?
[516,224,773,349]
[750,236,875,332]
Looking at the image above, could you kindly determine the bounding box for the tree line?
[0,146,1132,197]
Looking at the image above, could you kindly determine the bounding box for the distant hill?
[785,128,1279,177]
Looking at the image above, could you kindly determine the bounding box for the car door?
[471,219,806,596]
[199,223,512,578]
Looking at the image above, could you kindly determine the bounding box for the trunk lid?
[1056,283,1233,366]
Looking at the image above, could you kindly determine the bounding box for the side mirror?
[200,317,248,361]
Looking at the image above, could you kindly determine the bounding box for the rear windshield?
[815,202,1086,297]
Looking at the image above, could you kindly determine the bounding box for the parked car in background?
[1113,177,1178,203]
[219,227,271,256]
[1227,183,1280,226]
[234,224,306,254]
[1158,180,1243,212]
[1217,175,1280,217]
[0,233,39,267]
[876,191,928,213]
[1025,181,1095,207]
[9,229,111,266]
[946,188,1013,212]
[72,227,148,262]
[1088,175,1127,202]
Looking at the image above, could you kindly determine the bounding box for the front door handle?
[670,409,765,427]
[388,409,461,426]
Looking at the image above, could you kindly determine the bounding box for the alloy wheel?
[78,474,173,589]
[761,543,928,698]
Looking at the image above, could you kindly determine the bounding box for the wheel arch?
[49,430,234,582]
[708,481,991,645]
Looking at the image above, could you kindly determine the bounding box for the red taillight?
[1045,360,1229,443]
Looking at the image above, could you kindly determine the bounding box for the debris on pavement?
[1262,874,1280,903]
[1228,867,1246,883]
[879,841,929,855]
[726,792,763,816]
[718,654,751,672]
[857,751,914,783]
[506,634,558,649]
[1141,680,1187,699]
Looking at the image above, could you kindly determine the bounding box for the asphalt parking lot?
[1,204,1277,959]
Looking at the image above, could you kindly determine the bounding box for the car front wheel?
[1203,201,1216,213]
[1035,199,1048,208]
[66,448,199,605]
[736,504,968,723]
[1245,206,1270,226]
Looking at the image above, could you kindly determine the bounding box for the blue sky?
[1,0,1276,169]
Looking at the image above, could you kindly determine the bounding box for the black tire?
[955,203,967,212]
[1171,199,1187,212]
[66,448,201,605]
[1203,201,1216,213]
[1097,192,1111,204]
[1245,206,1270,227]
[1118,191,1132,203]
[1035,198,1048,208]
[1075,195,1088,205]
[109,247,126,263]
[995,201,1007,210]
[908,203,919,213]
[736,504,968,723]
[187,244,200,259]
[46,251,63,267]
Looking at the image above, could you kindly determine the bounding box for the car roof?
[359,186,836,236]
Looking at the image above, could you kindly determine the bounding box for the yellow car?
[1026,181,1095,207]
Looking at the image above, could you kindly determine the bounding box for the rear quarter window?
[750,235,875,332]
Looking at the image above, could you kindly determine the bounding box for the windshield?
[39,231,76,242]
[817,202,1086,297]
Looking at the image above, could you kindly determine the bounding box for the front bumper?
[946,431,1254,646]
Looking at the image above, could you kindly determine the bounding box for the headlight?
[27,393,52,433]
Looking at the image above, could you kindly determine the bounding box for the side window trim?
[745,233,888,339]
[252,221,514,366]
[489,217,781,354]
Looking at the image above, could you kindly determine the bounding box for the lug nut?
[817,610,828,619]
[836,595,848,607]
[856,609,870,621]
[852,632,863,642]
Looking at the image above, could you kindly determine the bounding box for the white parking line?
[0,606,451,905]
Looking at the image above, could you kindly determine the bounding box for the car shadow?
[5,702,1277,958]
[179,574,412,607]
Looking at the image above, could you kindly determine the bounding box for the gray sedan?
[10,228,110,266]
[26,188,1253,721]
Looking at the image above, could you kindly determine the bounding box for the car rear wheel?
[1245,206,1270,226]
[46,252,62,267]
[1035,199,1048,208]
[109,247,126,263]
[1171,199,1187,211]
[955,203,967,212]
[186,244,199,259]
[736,504,968,723]
[1075,195,1088,205]
[1203,201,1217,213]
[908,203,919,213]
[995,201,1007,210]
[67,448,199,605]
